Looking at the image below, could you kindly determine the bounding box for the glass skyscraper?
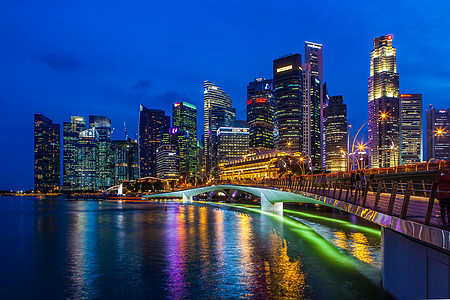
[426,105,450,161]
[247,78,274,149]
[273,54,303,150]
[172,102,198,178]
[34,114,60,193]
[63,116,86,188]
[305,41,326,169]
[302,62,322,169]
[368,35,400,168]
[325,96,348,172]
[89,116,114,189]
[76,127,99,190]
[203,81,234,175]
[400,94,423,164]
[139,105,167,178]
[112,138,139,183]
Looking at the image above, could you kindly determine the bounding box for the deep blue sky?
[1,0,449,190]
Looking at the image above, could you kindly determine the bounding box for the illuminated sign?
[276,65,292,73]
[264,83,271,90]
[74,117,84,122]
[400,94,412,97]
[246,99,252,105]
[232,128,248,133]
[174,103,181,107]
[256,98,266,103]
[439,110,447,113]
[170,127,179,135]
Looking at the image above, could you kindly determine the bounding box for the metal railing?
[219,176,448,229]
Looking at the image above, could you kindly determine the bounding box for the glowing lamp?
[387,35,392,40]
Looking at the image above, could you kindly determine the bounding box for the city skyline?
[2,0,450,190]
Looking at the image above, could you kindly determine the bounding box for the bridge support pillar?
[260,192,283,213]
[382,227,450,299]
[182,193,193,203]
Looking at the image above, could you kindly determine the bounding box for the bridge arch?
[145,184,332,212]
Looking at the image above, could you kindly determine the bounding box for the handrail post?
[374,182,382,210]
[361,179,371,207]
[326,181,331,197]
[424,180,438,225]
[338,181,343,200]
[333,182,337,199]
[353,182,361,204]
[387,181,398,215]
[345,180,351,202]
[400,180,413,219]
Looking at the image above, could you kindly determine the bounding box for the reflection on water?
[0,197,388,299]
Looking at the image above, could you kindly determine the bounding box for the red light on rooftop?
[387,35,393,40]
[246,99,252,105]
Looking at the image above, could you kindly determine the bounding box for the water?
[0,196,390,299]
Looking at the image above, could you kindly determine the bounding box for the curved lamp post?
[350,113,388,170]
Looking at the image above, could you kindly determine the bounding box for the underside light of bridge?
[231,204,359,269]
[283,209,381,236]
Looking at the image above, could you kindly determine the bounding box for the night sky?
[1,0,449,190]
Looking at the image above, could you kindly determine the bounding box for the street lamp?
[350,112,389,170]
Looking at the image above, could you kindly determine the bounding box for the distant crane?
[124,121,128,140]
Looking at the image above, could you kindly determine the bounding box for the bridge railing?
[220,176,448,229]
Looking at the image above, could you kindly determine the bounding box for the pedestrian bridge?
[144,184,332,212]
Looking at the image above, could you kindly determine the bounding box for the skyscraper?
[273,54,303,150]
[156,144,180,179]
[34,114,60,193]
[76,127,99,190]
[400,94,423,164]
[112,138,139,183]
[247,78,274,149]
[302,62,322,169]
[89,116,114,189]
[368,35,400,168]
[426,105,450,161]
[139,105,166,178]
[172,102,198,178]
[216,127,249,165]
[325,96,348,172]
[203,81,234,174]
[305,42,326,168]
[63,116,86,188]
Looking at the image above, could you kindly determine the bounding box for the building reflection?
[163,205,189,299]
[66,210,99,298]
[332,230,377,267]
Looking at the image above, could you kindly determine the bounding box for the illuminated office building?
[156,144,180,179]
[63,116,86,188]
[139,105,167,177]
[325,96,348,172]
[34,114,60,193]
[273,54,303,150]
[76,128,99,190]
[113,138,139,183]
[368,35,400,168]
[247,78,274,149]
[89,116,114,189]
[305,41,326,168]
[203,80,234,175]
[172,101,198,178]
[400,94,423,164]
[216,127,249,165]
[426,105,450,161]
[302,62,322,170]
